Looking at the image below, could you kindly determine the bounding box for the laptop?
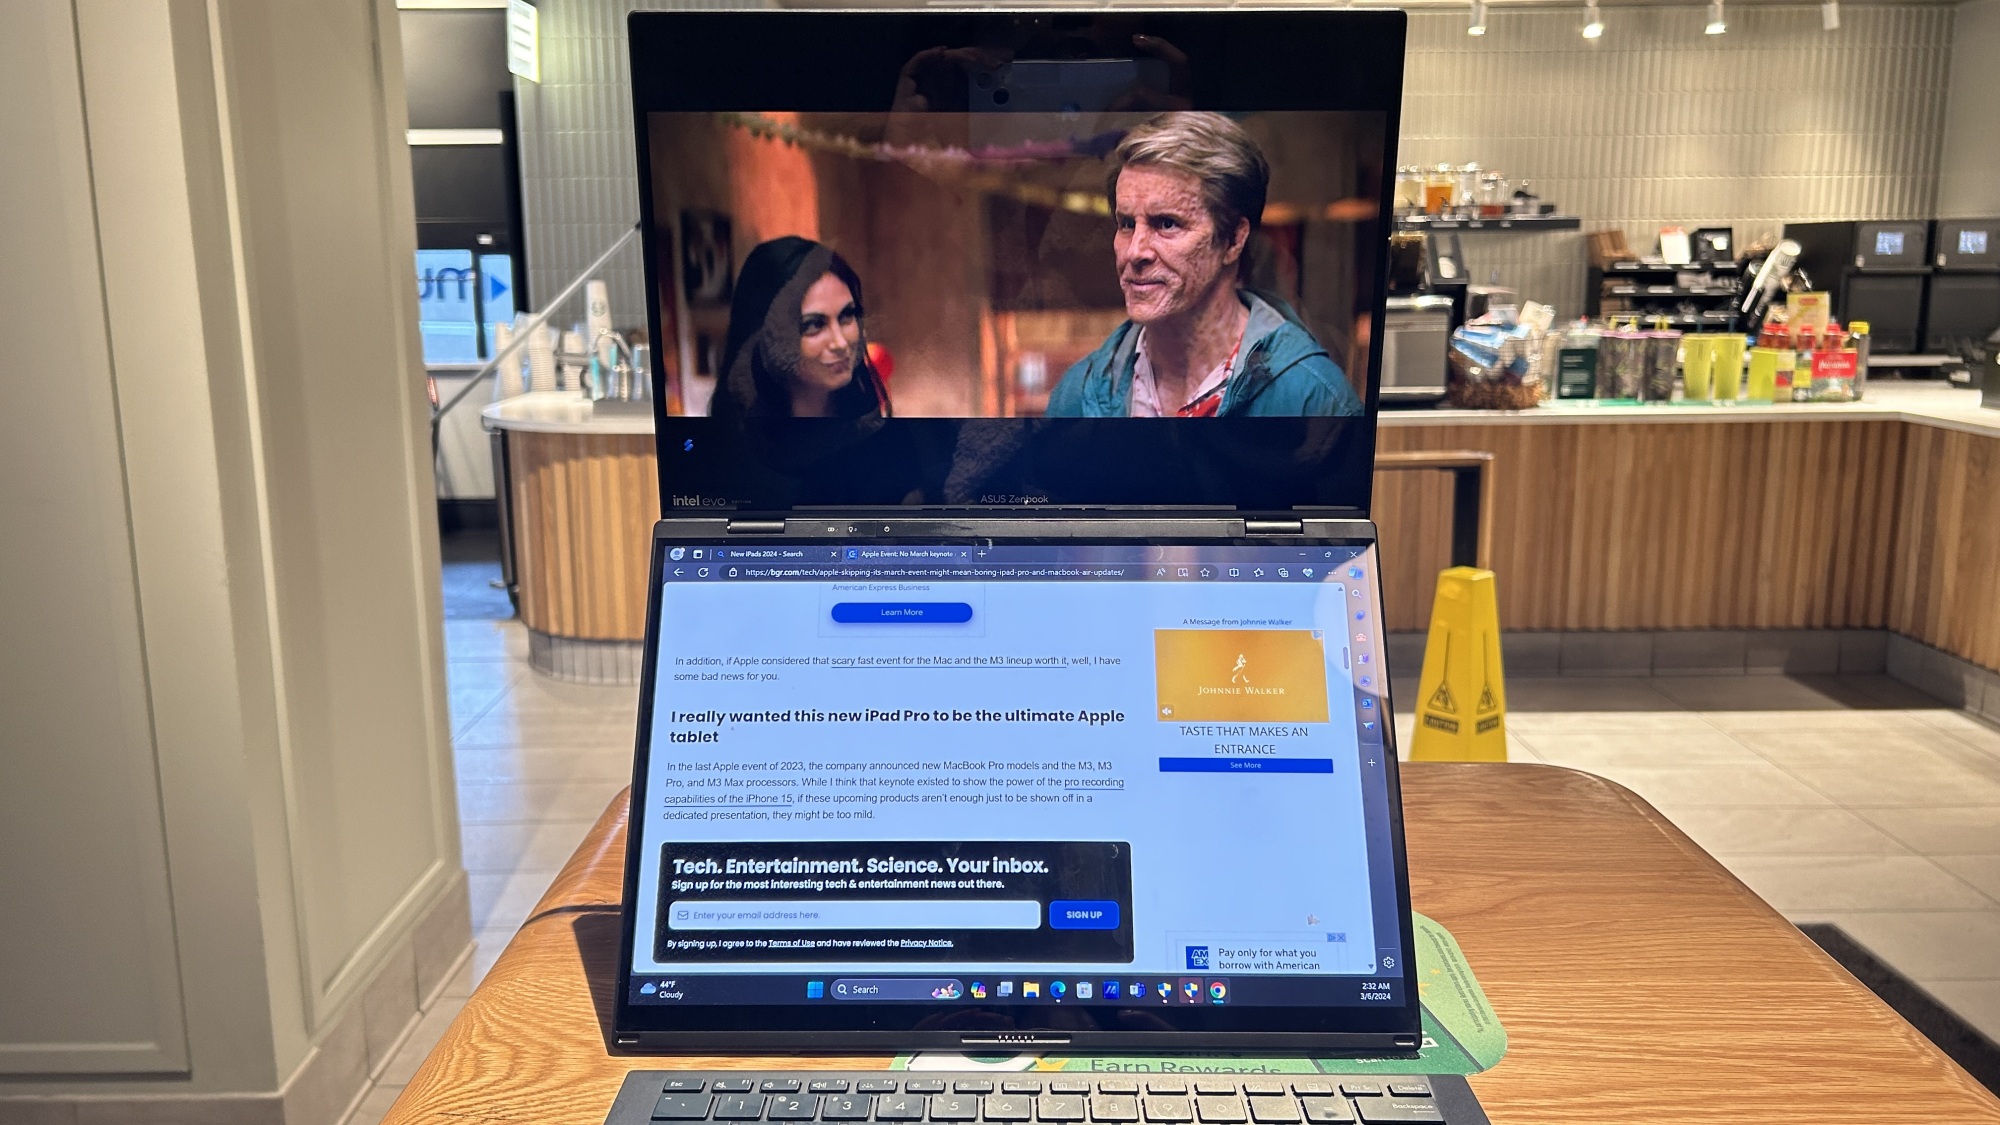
[604,10,1490,1123]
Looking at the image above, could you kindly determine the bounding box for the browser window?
[623,543,1403,1013]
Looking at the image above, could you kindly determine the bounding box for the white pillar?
[0,2,468,1121]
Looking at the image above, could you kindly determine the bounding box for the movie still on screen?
[646,109,1386,421]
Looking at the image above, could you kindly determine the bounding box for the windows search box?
[665,899,1041,930]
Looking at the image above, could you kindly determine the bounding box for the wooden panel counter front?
[383,765,2000,1125]
[1374,398,2000,673]
[482,390,2000,674]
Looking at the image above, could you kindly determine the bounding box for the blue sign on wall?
[417,249,479,364]
[479,253,515,355]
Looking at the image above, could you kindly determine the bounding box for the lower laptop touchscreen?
[615,539,1417,1049]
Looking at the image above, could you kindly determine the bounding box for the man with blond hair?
[1047,112,1359,418]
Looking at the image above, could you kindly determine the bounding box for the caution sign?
[1409,568,1507,762]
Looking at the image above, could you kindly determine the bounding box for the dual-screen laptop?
[601,11,1490,1125]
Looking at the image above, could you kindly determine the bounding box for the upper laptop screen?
[628,12,1405,511]
[614,539,1418,1045]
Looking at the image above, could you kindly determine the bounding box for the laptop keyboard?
[602,1072,1489,1125]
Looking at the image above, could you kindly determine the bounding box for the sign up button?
[1048,900,1121,930]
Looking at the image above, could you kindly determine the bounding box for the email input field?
[665,899,1041,930]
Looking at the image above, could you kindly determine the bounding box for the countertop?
[482,391,656,435]
[1382,380,1999,439]
[484,384,1998,440]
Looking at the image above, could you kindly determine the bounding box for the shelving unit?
[1394,215,1582,232]
[1588,260,1743,329]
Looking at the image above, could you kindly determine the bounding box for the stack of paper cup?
[560,329,586,394]
[526,321,558,393]
[493,321,523,399]
[585,279,616,370]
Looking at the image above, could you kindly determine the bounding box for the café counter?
[483,393,658,682]
[1372,382,2000,676]
[483,386,2000,682]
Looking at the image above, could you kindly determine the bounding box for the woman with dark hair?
[710,236,891,419]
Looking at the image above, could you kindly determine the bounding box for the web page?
[626,544,1401,1009]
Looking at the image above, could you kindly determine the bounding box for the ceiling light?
[1582,0,1604,38]
[1468,0,1487,36]
[1822,0,1841,30]
[1705,0,1727,34]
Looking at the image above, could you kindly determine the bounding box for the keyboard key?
[1336,1083,1381,1099]
[1143,1096,1193,1123]
[823,1094,873,1120]
[906,1081,947,1095]
[1241,1084,1285,1098]
[813,1081,854,1094]
[1091,1095,1140,1122]
[764,1080,804,1093]
[769,1094,817,1120]
[1096,1081,1139,1095]
[1299,1098,1355,1125]
[930,1095,980,1121]
[1193,1082,1237,1097]
[715,1093,767,1120]
[651,1093,712,1120]
[955,1081,995,1095]
[1353,1101,1442,1124]
[1147,1081,1188,1095]
[1040,1094,1088,1121]
[1197,1096,1247,1123]
[1003,1081,1045,1095]
[985,1094,1035,1121]
[714,1080,757,1094]
[858,1080,901,1094]
[876,1093,927,1120]
[1384,1085,1430,1099]
[1290,1084,1333,1098]
[1050,1082,1093,1095]
[662,1079,707,1093]
[1247,1098,1300,1124]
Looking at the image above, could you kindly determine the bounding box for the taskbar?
[625,973,1401,1008]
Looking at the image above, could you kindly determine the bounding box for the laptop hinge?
[961,1033,1073,1047]
[1244,518,1305,534]
[725,518,786,534]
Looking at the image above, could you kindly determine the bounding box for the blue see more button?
[829,602,974,624]
[1048,900,1121,930]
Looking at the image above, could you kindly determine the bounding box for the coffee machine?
[1923,218,2000,358]
[1785,220,1931,352]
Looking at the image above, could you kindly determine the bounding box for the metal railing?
[428,221,642,458]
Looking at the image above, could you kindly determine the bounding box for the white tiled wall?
[513,2,1957,323]
[510,0,776,335]
[1400,3,1954,314]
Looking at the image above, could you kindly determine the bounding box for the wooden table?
[385,764,2000,1123]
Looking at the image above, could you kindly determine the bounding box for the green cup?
[1713,334,1746,402]
[1681,335,1716,401]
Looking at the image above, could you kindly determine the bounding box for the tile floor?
[339,617,2000,1124]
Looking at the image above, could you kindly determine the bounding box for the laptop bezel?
[626,8,1407,515]
[611,516,1421,1054]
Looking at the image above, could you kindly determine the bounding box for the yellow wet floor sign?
[1409,567,1507,762]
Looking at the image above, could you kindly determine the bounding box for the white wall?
[0,0,467,1119]
[1400,3,1954,315]
[1938,0,2000,218]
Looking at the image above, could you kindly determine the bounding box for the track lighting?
[1468,0,1487,36]
[1705,0,1727,34]
[1582,0,1604,38]
[1822,0,1841,30]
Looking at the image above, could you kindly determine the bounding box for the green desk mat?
[894,914,1505,1077]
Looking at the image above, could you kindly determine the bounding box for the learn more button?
[1048,900,1121,930]
[830,602,974,624]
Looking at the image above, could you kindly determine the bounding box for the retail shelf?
[1394,215,1582,232]
[1605,286,1742,298]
